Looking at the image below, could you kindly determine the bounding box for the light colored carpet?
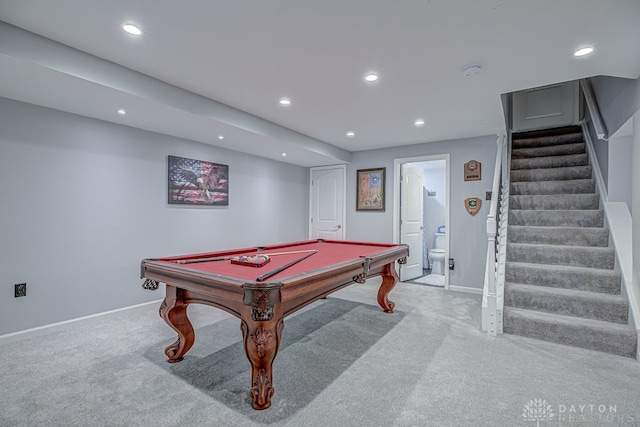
[1,279,639,426]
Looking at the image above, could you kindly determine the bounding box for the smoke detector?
[463,64,481,77]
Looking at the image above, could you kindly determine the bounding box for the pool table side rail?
[141,262,246,317]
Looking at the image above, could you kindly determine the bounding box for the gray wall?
[345,135,497,291]
[0,98,309,335]
[591,76,638,136]
[587,76,639,193]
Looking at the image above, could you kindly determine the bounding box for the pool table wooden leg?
[159,285,195,363]
[377,262,399,313]
[240,311,284,410]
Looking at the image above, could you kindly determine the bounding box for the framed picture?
[168,155,229,205]
[357,168,385,211]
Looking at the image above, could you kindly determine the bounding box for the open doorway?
[393,155,450,289]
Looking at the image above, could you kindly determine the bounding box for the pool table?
[140,239,408,410]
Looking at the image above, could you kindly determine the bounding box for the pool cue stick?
[175,256,231,264]
[256,250,317,282]
[256,249,316,257]
[175,249,316,264]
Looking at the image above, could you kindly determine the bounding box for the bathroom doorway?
[393,154,450,289]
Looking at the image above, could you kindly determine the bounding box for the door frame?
[308,164,346,239]
[393,154,450,289]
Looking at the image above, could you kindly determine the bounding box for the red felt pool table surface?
[140,239,408,410]
[152,240,402,283]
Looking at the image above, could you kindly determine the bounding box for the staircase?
[503,125,637,358]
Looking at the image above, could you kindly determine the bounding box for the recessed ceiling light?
[364,73,378,82]
[279,97,291,106]
[218,135,224,140]
[346,131,355,137]
[574,46,594,57]
[282,152,287,157]
[122,23,142,36]
[414,119,425,127]
[117,108,127,115]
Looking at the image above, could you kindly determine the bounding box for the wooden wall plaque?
[464,160,481,181]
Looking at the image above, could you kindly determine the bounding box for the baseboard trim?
[0,299,163,343]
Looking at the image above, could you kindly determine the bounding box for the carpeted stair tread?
[507,242,615,269]
[510,165,592,182]
[512,125,582,141]
[508,225,609,247]
[512,132,583,149]
[503,307,637,358]
[509,209,604,227]
[505,262,621,294]
[504,283,628,324]
[510,194,599,210]
[511,142,585,159]
[510,179,595,195]
[511,153,588,170]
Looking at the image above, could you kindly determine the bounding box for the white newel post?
[485,135,505,337]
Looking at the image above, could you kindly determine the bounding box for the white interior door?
[309,165,345,240]
[399,165,424,281]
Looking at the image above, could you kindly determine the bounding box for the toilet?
[428,226,446,275]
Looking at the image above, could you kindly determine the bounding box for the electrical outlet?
[15,283,26,297]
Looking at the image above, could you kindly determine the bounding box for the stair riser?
[509,210,604,227]
[505,263,621,294]
[505,286,629,324]
[511,180,595,195]
[511,166,592,182]
[512,132,584,149]
[510,194,599,210]
[503,309,636,358]
[508,226,609,247]
[511,153,588,170]
[512,142,585,159]
[512,125,582,140]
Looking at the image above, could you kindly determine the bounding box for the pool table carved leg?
[241,313,284,410]
[377,262,399,313]
[159,285,195,363]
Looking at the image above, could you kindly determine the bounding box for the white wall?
[633,109,640,330]
[609,134,633,212]
[0,98,309,335]
[346,135,496,292]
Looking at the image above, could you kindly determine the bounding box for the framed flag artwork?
[168,155,229,206]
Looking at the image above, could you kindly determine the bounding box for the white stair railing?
[482,135,508,336]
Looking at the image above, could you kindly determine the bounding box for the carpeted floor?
[1,279,639,426]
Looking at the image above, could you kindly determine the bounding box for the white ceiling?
[1,0,639,167]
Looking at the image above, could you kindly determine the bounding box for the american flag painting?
[168,155,229,205]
